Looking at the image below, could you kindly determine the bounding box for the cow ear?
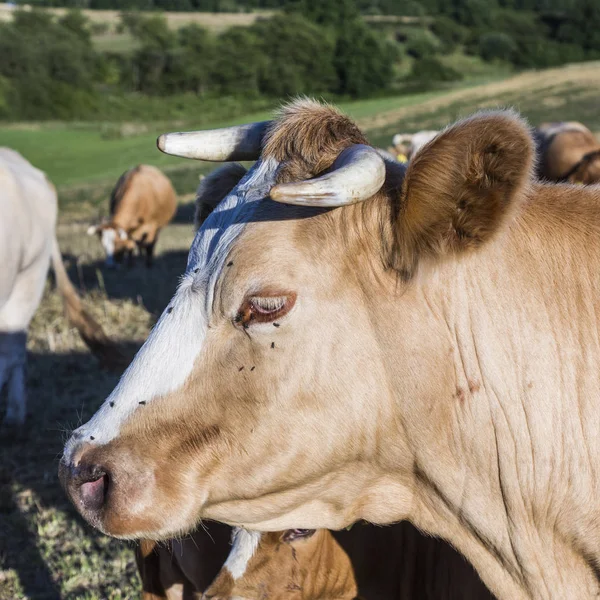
[87,225,99,236]
[388,111,533,279]
[195,163,248,229]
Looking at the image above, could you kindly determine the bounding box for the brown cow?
[61,100,600,599]
[205,524,492,600]
[88,165,176,268]
[136,524,491,600]
[534,121,600,184]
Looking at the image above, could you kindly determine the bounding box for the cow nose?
[59,448,111,515]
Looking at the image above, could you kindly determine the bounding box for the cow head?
[87,222,135,267]
[567,149,600,185]
[60,99,533,540]
[204,528,357,600]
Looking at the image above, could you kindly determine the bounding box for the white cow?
[0,148,116,427]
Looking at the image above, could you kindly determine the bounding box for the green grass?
[0,109,272,189]
[0,81,487,191]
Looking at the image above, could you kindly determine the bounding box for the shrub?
[478,32,517,62]
[334,19,394,97]
[405,30,439,59]
[431,16,468,53]
[251,14,337,96]
[406,57,463,84]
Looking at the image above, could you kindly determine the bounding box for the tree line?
[1,0,599,121]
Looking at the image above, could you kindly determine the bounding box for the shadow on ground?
[0,349,124,599]
[63,248,188,315]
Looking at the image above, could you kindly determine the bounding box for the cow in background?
[136,523,491,600]
[534,121,600,184]
[390,130,439,162]
[0,148,119,427]
[205,524,492,600]
[88,165,176,268]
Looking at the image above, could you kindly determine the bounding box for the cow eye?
[235,292,296,327]
[281,529,315,543]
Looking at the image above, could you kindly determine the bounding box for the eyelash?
[235,294,295,327]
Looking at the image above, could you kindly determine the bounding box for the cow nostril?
[80,471,109,512]
[61,460,111,513]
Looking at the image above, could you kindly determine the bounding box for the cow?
[534,121,600,184]
[202,523,491,600]
[60,99,600,599]
[0,148,119,427]
[391,130,438,162]
[135,524,491,600]
[87,165,177,268]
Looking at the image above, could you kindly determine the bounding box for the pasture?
[1,61,600,599]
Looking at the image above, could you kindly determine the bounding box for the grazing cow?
[87,165,176,268]
[534,121,600,184]
[391,130,438,162]
[61,99,600,599]
[0,149,117,426]
[205,523,492,600]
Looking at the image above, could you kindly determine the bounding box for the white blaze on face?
[225,528,262,580]
[101,228,117,263]
[63,158,279,464]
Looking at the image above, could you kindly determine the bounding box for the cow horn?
[157,121,270,162]
[269,144,386,207]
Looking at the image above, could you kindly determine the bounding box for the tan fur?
[389,111,533,277]
[206,529,357,600]
[194,163,247,229]
[535,121,600,184]
[64,100,600,599]
[203,524,491,600]
[264,99,368,183]
[91,165,177,266]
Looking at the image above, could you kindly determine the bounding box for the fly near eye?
[250,296,287,314]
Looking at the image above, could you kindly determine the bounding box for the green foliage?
[251,14,337,96]
[430,16,468,52]
[357,0,425,16]
[2,0,600,120]
[478,32,517,62]
[335,20,394,97]
[0,8,98,119]
[0,76,13,120]
[406,57,463,84]
[211,27,263,95]
[405,30,439,59]
[285,0,359,28]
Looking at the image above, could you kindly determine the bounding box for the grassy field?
[1,61,600,599]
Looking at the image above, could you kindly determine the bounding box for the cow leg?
[0,254,49,427]
[145,242,156,268]
[3,348,26,426]
[135,540,168,600]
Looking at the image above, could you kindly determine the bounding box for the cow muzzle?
[59,443,112,523]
